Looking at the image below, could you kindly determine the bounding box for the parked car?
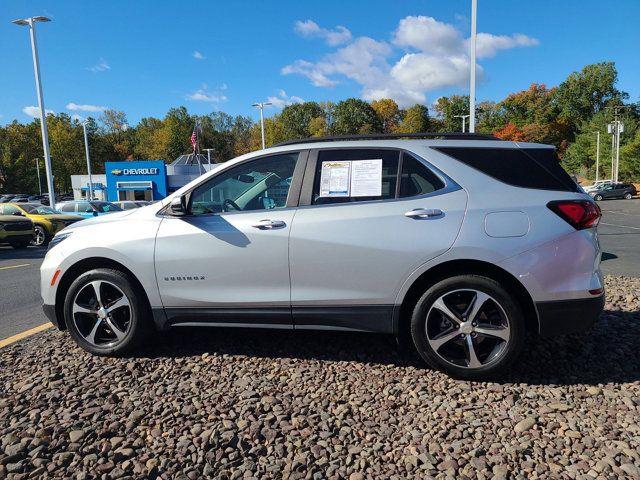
[582,180,612,193]
[114,201,152,210]
[0,194,18,203]
[0,203,83,246]
[0,214,34,249]
[41,134,604,379]
[589,183,637,201]
[55,201,122,219]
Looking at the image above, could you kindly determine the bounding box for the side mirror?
[92,211,98,216]
[169,196,187,216]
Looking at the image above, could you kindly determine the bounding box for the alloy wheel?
[426,289,511,370]
[72,280,132,347]
[32,226,46,246]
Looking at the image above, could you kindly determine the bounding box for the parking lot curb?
[0,323,52,349]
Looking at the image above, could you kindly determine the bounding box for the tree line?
[1,61,638,194]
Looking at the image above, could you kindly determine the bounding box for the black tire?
[594,194,603,201]
[623,192,632,200]
[410,274,526,380]
[10,241,30,249]
[64,268,150,356]
[32,225,49,247]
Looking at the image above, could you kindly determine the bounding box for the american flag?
[190,126,198,153]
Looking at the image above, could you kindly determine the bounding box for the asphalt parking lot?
[0,198,638,341]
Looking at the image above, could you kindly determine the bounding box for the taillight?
[547,200,601,230]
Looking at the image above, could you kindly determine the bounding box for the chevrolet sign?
[111,168,159,176]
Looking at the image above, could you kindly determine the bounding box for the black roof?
[275,132,499,147]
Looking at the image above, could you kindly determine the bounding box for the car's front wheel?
[32,225,48,247]
[410,275,525,380]
[64,268,150,355]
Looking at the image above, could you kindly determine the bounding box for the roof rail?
[274,132,499,147]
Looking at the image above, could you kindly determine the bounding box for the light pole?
[592,131,600,182]
[204,148,215,165]
[468,0,478,133]
[13,16,56,208]
[454,114,470,133]
[81,121,94,200]
[34,158,42,195]
[252,101,272,149]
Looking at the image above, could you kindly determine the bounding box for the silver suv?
[41,134,604,379]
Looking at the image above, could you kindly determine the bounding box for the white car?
[582,180,612,193]
[41,133,604,379]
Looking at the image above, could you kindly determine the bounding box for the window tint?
[2,205,21,215]
[77,202,92,213]
[93,202,122,212]
[433,147,580,193]
[190,153,299,215]
[312,149,399,205]
[399,153,445,198]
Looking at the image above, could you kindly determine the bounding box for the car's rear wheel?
[594,194,603,201]
[64,268,150,355]
[624,192,632,200]
[32,225,48,247]
[410,274,525,380]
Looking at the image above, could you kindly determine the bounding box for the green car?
[0,215,34,249]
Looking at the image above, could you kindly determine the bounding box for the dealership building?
[70,156,215,202]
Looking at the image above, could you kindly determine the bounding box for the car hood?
[60,209,137,232]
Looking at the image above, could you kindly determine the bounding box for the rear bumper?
[535,294,604,337]
[42,303,63,329]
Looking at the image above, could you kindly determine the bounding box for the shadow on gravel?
[132,308,640,386]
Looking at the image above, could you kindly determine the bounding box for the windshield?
[22,205,59,215]
[92,202,122,212]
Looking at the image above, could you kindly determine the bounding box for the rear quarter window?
[433,147,580,193]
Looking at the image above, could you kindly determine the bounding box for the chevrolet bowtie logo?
[111,169,123,176]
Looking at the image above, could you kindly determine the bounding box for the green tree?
[331,98,382,135]
[396,104,430,133]
[280,102,324,139]
[433,95,469,132]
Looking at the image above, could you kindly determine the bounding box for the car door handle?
[404,208,443,218]
[251,219,287,229]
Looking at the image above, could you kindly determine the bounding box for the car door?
[289,148,467,332]
[154,151,307,327]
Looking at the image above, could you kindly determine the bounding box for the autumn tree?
[370,99,401,133]
[396,104,430,133]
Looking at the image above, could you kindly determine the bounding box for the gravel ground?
[1,276,639,480]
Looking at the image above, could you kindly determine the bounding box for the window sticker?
[319,161,351,197]
[350,159,383,197]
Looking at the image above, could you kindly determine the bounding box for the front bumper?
[1,232,33,243]
[535,294,605,337]
[42,303,63,329]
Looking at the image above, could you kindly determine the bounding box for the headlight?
[48,231,72,250]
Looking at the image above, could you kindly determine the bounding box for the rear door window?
[312,149,399,205]
[433,147,580,192]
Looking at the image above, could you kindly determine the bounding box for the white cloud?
[473,33,539,59]
[193,50,205,60]
[284,16,538,107]
[186,84,228,103]
[266,90,305,109]
[71,114,85,122]
[294,20,352,46]
[22,106,54,118]
[66,102,108,112]
[87,58,110,72]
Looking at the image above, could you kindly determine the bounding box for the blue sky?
[1,0,639,126]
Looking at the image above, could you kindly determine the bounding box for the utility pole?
[468,0,478,133]
[82,121,94,200]
[252,101,272,149]
[454,114,470,133]
[35,158,42,195]
[593,131,600,182]
[13,16,56,208]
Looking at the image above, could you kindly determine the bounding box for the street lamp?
[454,114,470,133]
[252,101,272,149]
[592,131,600,182]
[468,0,478,133]
[13,16,56,208]
[81,121,94,200]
